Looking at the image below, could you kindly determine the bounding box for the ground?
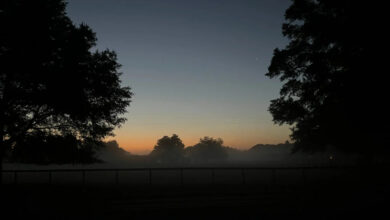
[1,182,388,219]
[1,166,389,219]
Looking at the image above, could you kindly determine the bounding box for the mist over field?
[2,139,365,187]
[3,140,362,170]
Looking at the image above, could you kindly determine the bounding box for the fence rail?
[1,166,361,186]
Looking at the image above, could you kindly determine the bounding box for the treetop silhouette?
[185,137,228,163]
[150,134,185,164]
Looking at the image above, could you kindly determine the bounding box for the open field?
[1,166,389,219]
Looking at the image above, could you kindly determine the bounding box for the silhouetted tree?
[0,0,132,177]
[10,133,101,164]
[267,0,389,155]
[150,134,185,164]
[96,140,132,163]
[104,140,121,150]
[185,137,228,163]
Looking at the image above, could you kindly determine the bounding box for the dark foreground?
[1,168,389,220]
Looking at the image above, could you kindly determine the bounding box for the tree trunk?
[0,119,4,185]
[0,140,3,185]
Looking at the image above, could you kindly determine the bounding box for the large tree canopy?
[0,0,132,159]
[267,0,388,154]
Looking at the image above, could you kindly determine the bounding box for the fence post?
[48,171,52,185]
[82,170,86,186]
[242,168,246,185]
[211,168,215,185]
[180,168,183,186]
[115,170,119,185]
[272,169,276,185]
[14,171,18,185]
[149,169,152,185]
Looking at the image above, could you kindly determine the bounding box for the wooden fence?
[1,166,362,186]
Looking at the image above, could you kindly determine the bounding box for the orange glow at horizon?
[106,121,291,155]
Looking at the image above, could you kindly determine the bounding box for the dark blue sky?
[66,0,291,154]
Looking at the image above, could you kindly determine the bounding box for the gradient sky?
[66,0,292,154]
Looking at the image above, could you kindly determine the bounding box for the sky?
[66,0,292,154]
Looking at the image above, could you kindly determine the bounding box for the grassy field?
[1,166,389,219]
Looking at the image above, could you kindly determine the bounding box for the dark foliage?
[9,133,101,164]
[0,0,132,165]
[96,140,133,163]
[102,140,129,156]
[150,134,185,164]
[267,0,389,154]
[185,137,228,163]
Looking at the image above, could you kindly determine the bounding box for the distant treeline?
[5,133,379,166]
